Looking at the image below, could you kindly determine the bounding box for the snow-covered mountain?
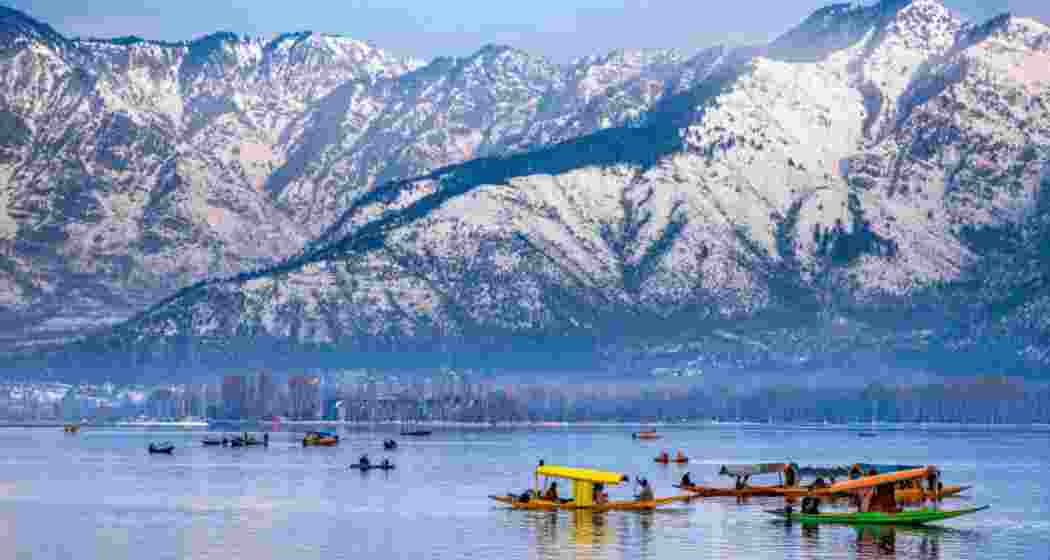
[5,1,1050,379]
[0,7,707,351]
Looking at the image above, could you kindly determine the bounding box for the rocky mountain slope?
[33,0,1046,381]
[0,7,713,351]
[5,1,1050,381]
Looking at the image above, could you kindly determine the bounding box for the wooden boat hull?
[350,464,396,471]
[896,485,969,502]
[677,484,786,498]
[303,438,338,446]
[490,494,692,511]
[655,458,689,464]
[400,431,432,437]
[775,484,970,500]
[767,505,989,525]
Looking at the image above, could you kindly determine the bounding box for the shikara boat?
[632,431,661,440]
[201,436,226,446]
[771,506,989,525]
[846,464,969,501]
[350,462,396,471]
[788,464,970,501]
[148,442,175,454]
[490,464,692,511]
[63,424,80,434]
[302,431,339,446]
[678,463,800,497]
[765,466,988,525]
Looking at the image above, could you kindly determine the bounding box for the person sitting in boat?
[381,458,392,469]
[810,477,829,490]
[594,483,608,505]
[637,479,655,502]
[359,454,371,468]
[675,450,687,462]
[734,475,751,491]
[801,496,821,514]
[680,472,693,487]
[855,468,879,512]
[869,482,900,513]
[543,481,560,502]
[658,451,670,462]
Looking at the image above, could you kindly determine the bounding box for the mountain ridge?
[3,1,1050,381]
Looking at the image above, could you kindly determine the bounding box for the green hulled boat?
[767,505,989,525]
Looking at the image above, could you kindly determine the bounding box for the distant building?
[257,371,274,419]
[289,376,320,420]
[222,376,246,419]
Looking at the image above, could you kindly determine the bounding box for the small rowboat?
[400,430,432,437]
[632,431,661,440]
[655,457,689,464]
[350,463,396,471]
[302,431,339,446]
[767,505,989,525]
[148,442,175,454]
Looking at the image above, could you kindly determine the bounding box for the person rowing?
[359,454,371,468]
[594,483,609,505]
[637,478,655,502]
[544,481,560,501]
[658,451,670,462]
[675,450,687,462]
[681,472,693,487]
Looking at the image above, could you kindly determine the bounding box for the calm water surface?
[0,424,1046,559]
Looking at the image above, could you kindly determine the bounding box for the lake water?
[0,424,1046,559]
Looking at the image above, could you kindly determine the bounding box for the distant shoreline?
[3,420,1048,430]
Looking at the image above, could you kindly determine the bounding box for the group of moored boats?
[202,432,270,447]
[492,432,988,525]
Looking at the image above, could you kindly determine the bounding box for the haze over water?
[0,424,1046,559]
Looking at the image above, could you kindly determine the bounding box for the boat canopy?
[535,465,628,485]
[798,465,850,478]
[850,463,922,476]
[719,463,797,477]
[813,466,936,496]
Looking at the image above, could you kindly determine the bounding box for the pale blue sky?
[4,1,1048,61]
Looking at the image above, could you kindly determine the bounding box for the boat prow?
[766,505,990,525]
[490,494,692,511]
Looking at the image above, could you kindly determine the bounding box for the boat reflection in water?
[528,509,659,560]
[777,508,981,560]
[855,525,897,557]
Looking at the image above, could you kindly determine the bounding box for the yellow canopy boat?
[490,464,693,511]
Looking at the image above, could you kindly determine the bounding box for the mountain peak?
[0,6,67,47]
[767,0,953,62]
